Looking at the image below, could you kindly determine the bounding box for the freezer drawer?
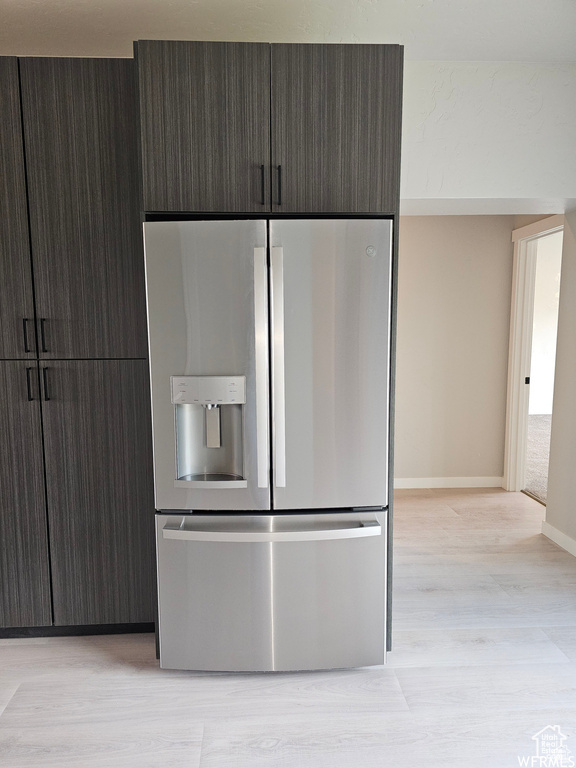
[156,511,387,671]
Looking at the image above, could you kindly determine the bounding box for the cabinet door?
[19,58,148,359]
[0,362,52,627]
[0,58,36,359]
[271,44,403,213]
[136,41,271,212]
[41,360,155,625]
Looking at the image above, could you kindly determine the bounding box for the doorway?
[503,216,564,497]
[524,230,563,502]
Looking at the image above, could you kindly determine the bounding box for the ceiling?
[1,0,575,61]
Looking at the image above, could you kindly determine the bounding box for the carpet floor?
[524,413,552,504]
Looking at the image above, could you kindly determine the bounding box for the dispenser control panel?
[171,376,246,405]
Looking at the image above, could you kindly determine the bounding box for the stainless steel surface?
[270,219,392,510]
[156,510,387,672]
[253,247,270,489]
[204,405,221,448]
[270,246,287,488]
[162,516,381,542]
[144,219,270,511]
[147,217,392,673]
[174,401,244,485]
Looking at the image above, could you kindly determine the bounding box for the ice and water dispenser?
[171,376,247,488]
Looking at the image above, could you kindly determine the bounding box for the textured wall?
[1,0,575,60]
[401,61,576,210]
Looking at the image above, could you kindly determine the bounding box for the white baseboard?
[394,476,504,489]
[542,521,576,558]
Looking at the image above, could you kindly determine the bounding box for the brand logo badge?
[517,726,574,767]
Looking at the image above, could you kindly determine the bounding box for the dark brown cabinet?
[0,59,37,359]
[0,56,155,631]
[137,41,271,213]
[271,44,403,213]
[42,361,155,626]
[135,41,403,214]
[19,58,148,359]
[0,362,52,628]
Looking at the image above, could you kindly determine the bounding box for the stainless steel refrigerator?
[144,217,392,671]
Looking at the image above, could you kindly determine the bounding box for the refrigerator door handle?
[270,246,286,488]
[162,519,381,543]
[254,247,269,488]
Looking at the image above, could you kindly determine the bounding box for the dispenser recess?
[171,376,247,489]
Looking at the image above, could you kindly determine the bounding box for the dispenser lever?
[205,404,221,448]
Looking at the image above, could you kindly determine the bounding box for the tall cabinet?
[0,57,155,630]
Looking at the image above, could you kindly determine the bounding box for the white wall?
[401,61,576,214]
[529,232,563,415]
[394,215,514,485]
[543,210,576,551]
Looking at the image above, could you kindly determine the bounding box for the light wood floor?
[2,488,576,767]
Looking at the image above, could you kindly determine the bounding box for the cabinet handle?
[26,367,34,401]
[42,367,50,401]
[277,165,282,206]
[39,318,48,353]
[260,164,265,205]
[22,318,32,353]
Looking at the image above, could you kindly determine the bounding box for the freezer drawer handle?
[162,520,381,543]
[270,246,286,488]
[254,247,269,488]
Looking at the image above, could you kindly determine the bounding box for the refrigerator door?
[156,511,387,671]
[270,219,392,510]
[144,220,270,511]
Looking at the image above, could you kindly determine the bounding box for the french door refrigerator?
[144,217,392,671]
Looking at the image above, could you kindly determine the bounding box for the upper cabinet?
[135,41,403,214]
[270,44,403,214]
[0,59,36,359]
[19,58,148,359]
[137,41,271,213]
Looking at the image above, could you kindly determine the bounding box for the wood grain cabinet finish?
[271,44,403,213]
[19,58,148,359]
[137,41,271,212]
[0,59,36,359]
[136,41,403,214]
[41,360,155,626]
[0,361,52,627]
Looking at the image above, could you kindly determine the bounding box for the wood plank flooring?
[1,488,576,767]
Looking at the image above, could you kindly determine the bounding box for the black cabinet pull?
[260,164,265,205]
[42,367,50,401]
[26,367,34,401]
[22,318,32,353]
[39,318,48,353]
[277,165,282,206]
